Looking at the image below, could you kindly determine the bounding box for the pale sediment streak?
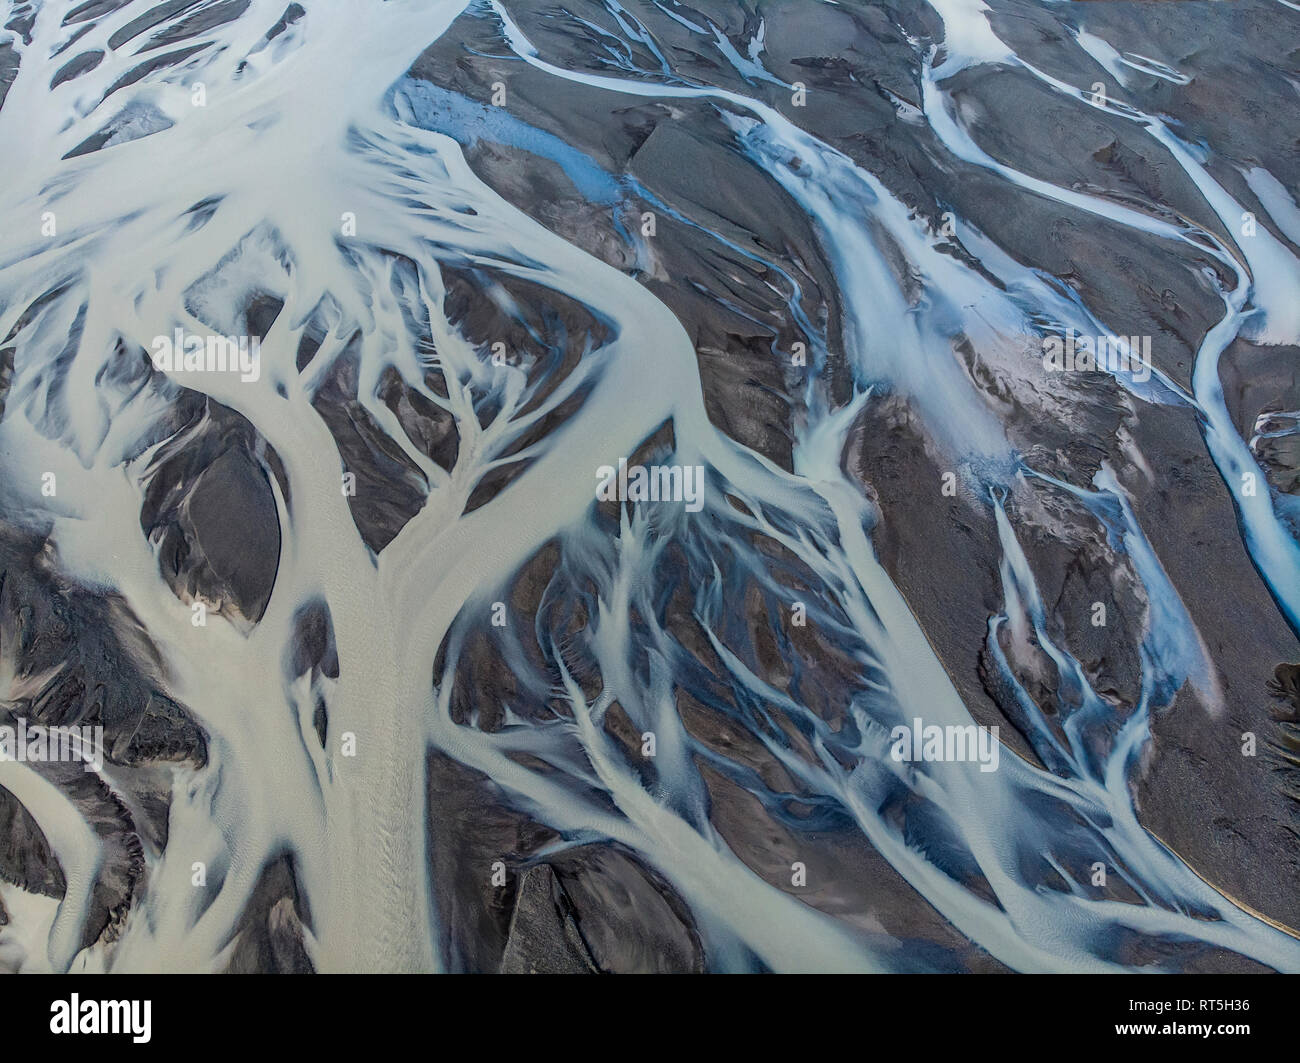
[0,0,1296,972]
